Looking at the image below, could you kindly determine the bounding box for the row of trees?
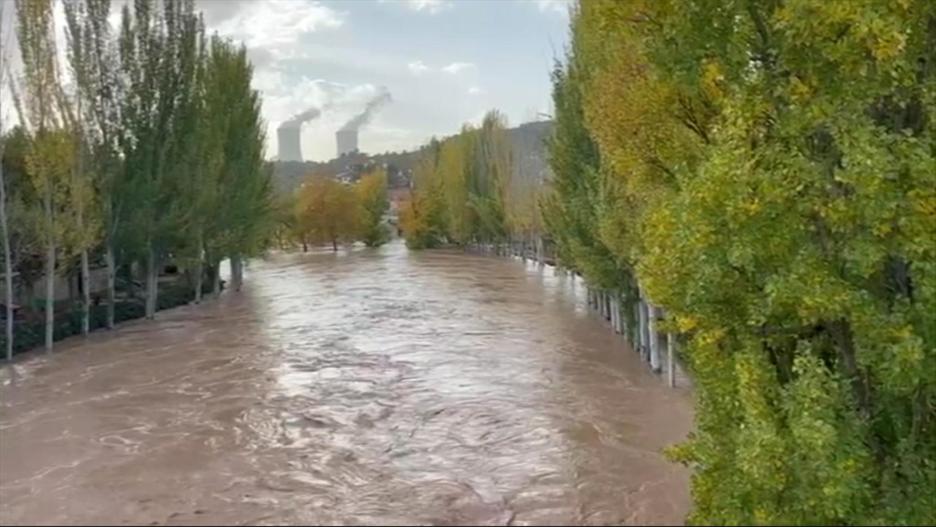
[399,111,544,252]
[544,0,934,524]
[277,169,389,251]
[1,0,273,358]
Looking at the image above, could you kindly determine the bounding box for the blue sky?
[202,0,571,160]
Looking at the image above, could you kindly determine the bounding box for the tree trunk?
[44,239,55,353]
[829,319,873,423]
[194,264,203,303]
[145,244,158,319]
[302,241,308,253]
[667,333,677,388]
[332,239,338,252]
[632,300,640,349]
[80,249,90,335]
[42,186,55,353]
[105,242,116,329]
[194,242,204,304]
[231,253,243,292]
[638,297,649,359]
[648,305,661,373]
[212,260,221,297]
[1,160,13,361]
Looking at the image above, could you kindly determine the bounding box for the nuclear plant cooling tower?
[277,127,303,162]
[336,87,392,158]
[277,106,323,162]
[336,129,358,157]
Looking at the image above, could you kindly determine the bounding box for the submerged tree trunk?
[43,189,55,353]
[332,239,338,252]
[193,237,204,304]
[648,305,661,373]
[1,160,12,361]
[667,333,676,388]
[145,244,158,319]
[638,297,649,359]
[231,253,243,292]
[105,242,116,329]
[194,255,204,304]
[212,259,222,297]
[80,249,90,335]
[44,241,55,353]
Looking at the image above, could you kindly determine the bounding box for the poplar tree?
[15,0,74,351]
[548,1,936,523]
[118,0,201,319]
[355,168,390,247]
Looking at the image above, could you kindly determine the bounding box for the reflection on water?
[0,241,693,525]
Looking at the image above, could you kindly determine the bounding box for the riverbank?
[457,240,691,388]
[2,278,221,358]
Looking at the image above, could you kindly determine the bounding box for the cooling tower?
[336,129,358,157]
[277,127,303,162]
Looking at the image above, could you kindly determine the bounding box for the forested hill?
[271,120,553,194]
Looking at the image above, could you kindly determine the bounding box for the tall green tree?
[294,177,359,252]
[212,40,271,293]
[0,0,13,360]
[14,0,77,351]
[400,139,447,249]
[439,129,472,245]
[355,168,390,247]
[62,0,108,336]
[541,12,625,293]
[117,0,201,319]
[467,111,511,245]
[551,1,936,523]
[63,0,125,329]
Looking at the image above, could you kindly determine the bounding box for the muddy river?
[0,242,693,525]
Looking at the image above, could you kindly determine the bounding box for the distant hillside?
[507,120,552,186]
[271,149,421,194]
[271,120,553,195]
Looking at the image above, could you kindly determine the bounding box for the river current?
[0,242,693,525]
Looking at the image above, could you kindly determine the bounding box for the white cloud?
[214,0,344,49]
[467,86,485,95]
[441,62,475,74]
[408,60,430,75]
[534,0,571,15]
[402,0,452,14]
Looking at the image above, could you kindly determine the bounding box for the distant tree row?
[274,169,389,252]
[544,1,934,524]
[399,110,544,251]
[1,0,273,358]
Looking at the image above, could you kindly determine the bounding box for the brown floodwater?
[0,242,693,526]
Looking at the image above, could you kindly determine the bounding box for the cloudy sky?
[197,0,571,161]
[1,0,570,161]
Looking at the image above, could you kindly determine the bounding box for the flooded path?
[0,242,693,525]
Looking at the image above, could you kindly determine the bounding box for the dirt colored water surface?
[1,243,693,525]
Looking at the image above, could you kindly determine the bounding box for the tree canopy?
[544,1,936,524]
[2,0,274,352]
